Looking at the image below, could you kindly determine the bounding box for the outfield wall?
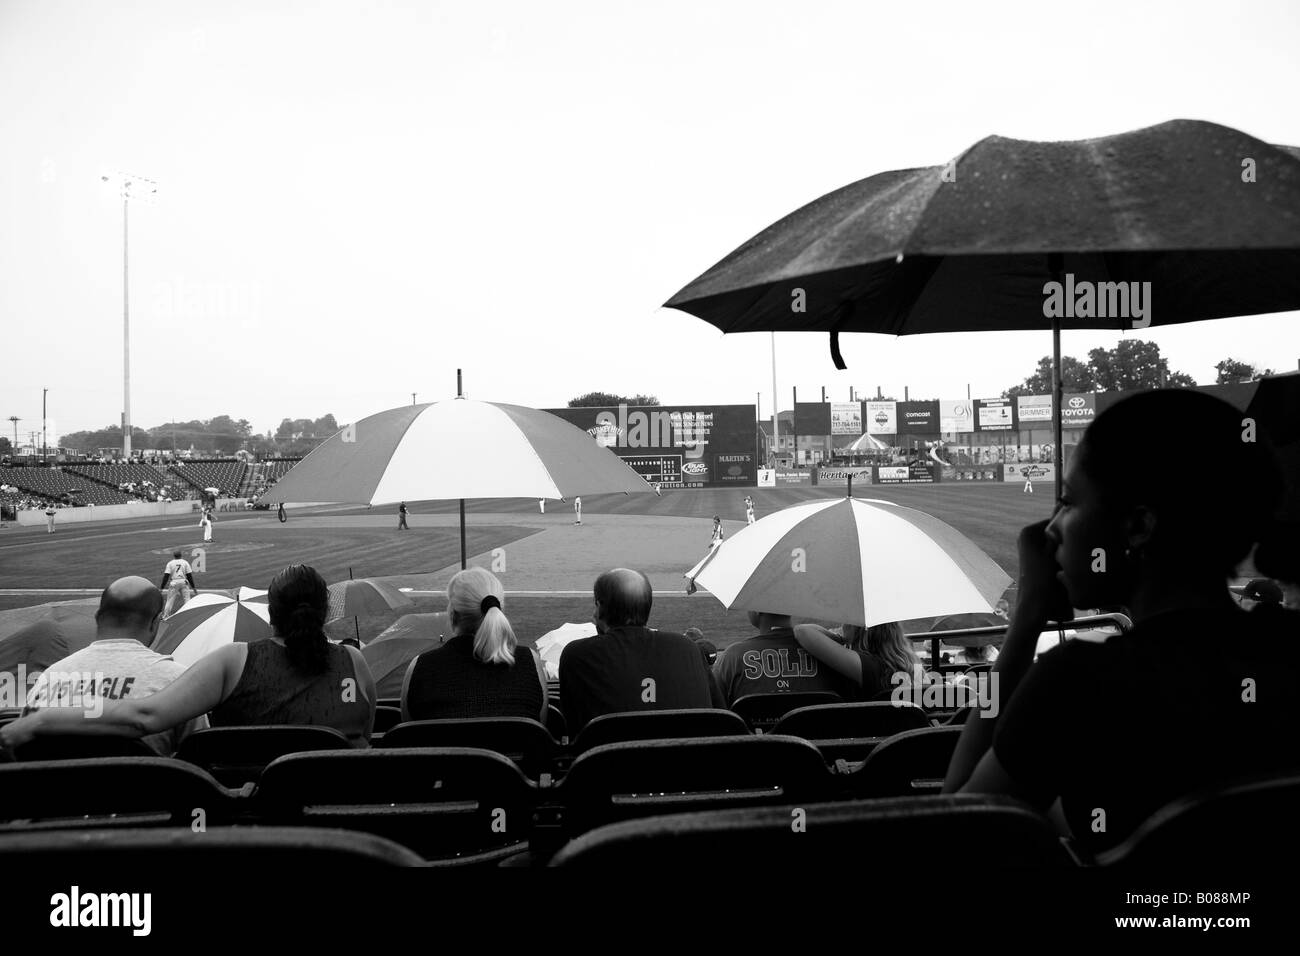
[14,498,249,527]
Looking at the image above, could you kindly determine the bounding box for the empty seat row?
[4,754,1294,868]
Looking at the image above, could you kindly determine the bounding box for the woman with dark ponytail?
[945,389,1300,857]
[0,564,377,753]
[401,567,547,722]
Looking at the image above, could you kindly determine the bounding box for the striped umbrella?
[684,497,1010,628]
[258,395,651,567]
[328,578,414,645]
[153,593,273,668]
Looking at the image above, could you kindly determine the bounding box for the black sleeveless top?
[209,640,372,747]
[405,634,544,721]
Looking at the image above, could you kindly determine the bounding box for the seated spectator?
[560,568,723,733]
[715,611,856,706]
[953,642,998,666]
[0,564,376,752]
[791,621,919,699]
[401,567,547,723]
[945,389,1300,857]
[683,626,718,666]
[22,576,207,755]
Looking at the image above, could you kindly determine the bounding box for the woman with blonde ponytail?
[401,567,547,722]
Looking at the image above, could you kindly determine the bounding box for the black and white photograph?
[1,0,1298,936]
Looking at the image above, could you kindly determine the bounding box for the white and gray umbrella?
[684,497,1010,628]
[261,396,651,567]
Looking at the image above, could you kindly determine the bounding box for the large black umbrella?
[666,119,1300,498]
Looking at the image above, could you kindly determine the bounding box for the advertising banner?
[794,402,831,436]
[975,398,1016,431]
[1003,463,1056,483]
[898,401,940,435]
[775,470,812,485]
[945,465,1002,481]
[877,462,939,484]
[1016,394,1053,424]
[940,399,975,433]
[830,402,864,436]
[714,453,754,483]
[1061,393,1097,429]
[815,467,873,486]
[545,404,756,488]
[864,401,897,435]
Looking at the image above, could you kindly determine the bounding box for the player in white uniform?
[200,509,214,542]
[710,515,724,548]
[744,495,755,525]
[539,498,546,514]
[653,481,662,497]
[1023,475,1034,494]
[160,549,196,618]
[574,496,582,525]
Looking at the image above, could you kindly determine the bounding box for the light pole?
[101,171,157,459]
[42,389,47,461]
[770,332,779,466]
[7,416,18,456]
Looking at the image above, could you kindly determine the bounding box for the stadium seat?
[1094,773,1300,869]
[844,726,964,798]
[771,700,930,739]
[550,795,1076,869]
[0,758,245,832]
[0,826,427,867]
[254,747,539,864]
[769,700,932,763]
[545,703,568,743]
[14,736,159,761]
[0,707,20,726]
[540,735,840,854]
[571,708,750,756]
[730,692,843,732]
[373,705,403,734]
[378,718,558,778]
[176,725,352,787]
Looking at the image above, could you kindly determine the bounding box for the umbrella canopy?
[0,602,100,687]
[259,397,652,567]
[327,579,414,623]
[363,612,452,696]
[684,497,1010,628]
[666,119,1300,498]
[204,487,221,494]
[260,399,650,505]
[666,119,1300,340]
[153,593,273,668]
[534,622,597,680]
[362,635,440,697]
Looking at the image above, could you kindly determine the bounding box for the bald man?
[559,568,724,733]
[24,576,207,755]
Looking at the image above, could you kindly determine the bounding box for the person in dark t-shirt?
[944,389,1300,858]
[559,568,724,734]
[791,621,920,700]
[713,611,855,706]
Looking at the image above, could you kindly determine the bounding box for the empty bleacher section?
[169,460,248,497]
[260,458,301,484]
[63,462,183,501]
[0,466,131,506]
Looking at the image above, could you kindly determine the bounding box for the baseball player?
[200,508,214,542]
[574,496,582,525]
[160,549,197,618]
[744,495,755,525]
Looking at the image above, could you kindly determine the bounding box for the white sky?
[2,0,1298,442]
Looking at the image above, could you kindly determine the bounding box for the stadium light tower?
[6,416,18,454]
[100,171,158,459]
